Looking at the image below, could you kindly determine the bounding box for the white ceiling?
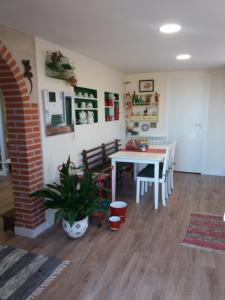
[1,0,225,73]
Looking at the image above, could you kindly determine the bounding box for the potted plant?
[30,157,99,238]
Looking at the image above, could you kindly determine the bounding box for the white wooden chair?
[167,140,176,194]
[136,145,171,208]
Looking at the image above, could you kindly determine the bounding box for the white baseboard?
[14,209,55,238]
[201,170,225,176]
[15,222,48,238]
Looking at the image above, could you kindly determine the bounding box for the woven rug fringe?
[181,242,225,254]
[26,260,70,300]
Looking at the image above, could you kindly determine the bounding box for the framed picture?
[150,122,157,128]
[42,90,74,136]
[139,80,154,92]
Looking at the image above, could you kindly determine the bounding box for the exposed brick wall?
[0,41,45,229]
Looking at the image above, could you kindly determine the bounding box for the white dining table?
[109,150,165,209]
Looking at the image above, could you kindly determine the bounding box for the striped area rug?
[182,213,225,253]
[0,244,69,300]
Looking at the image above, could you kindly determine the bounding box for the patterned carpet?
[0,244,69,300]
[182,213,225,253]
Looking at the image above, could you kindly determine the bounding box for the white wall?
[35,37,125,183]
[126,69,225,176]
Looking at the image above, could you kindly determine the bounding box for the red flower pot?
[110,201,127,223]
[109,216,121,231]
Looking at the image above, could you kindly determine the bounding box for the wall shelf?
[74,86,98,125]
[104,92,119,122]
[75,108,98,110]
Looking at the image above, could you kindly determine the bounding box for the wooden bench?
[1,208,15,232]
[82,139,122,172]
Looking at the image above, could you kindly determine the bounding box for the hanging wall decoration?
[45,51,77,87]
[42,90,74,136]
[125,91,160,136]
[22,59,33,94]
[139,79,154,92]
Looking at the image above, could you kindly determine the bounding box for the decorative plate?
[141,123,149,131]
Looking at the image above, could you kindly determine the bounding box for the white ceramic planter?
[62,216,89,238]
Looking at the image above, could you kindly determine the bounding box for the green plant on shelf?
[46,51,77,86]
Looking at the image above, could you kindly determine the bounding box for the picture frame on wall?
[42,90,74,136]
[139,80,154,92]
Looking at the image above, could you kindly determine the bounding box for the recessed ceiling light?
[176,54,191,60]
[160,24,181,34]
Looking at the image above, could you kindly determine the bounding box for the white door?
[0,94,7,176]
[167,74,207,173]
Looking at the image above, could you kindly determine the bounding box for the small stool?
[1,208,15,232]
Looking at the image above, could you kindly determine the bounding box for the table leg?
[154,161,159,209]
[111,159,116,201]
[133,163,137,180]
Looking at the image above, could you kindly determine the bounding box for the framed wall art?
[42,90,74,136]
[139,79,154,92]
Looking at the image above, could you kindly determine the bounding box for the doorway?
[167,74,208,173]
[0,42,45,233]
[0,90,8,176]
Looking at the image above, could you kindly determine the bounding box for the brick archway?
[0,41,45,234]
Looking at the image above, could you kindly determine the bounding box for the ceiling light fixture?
[160,24,181,34]
[176,54,191,60]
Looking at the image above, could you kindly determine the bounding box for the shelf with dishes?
[74,86,98,125]
[75,108,98,110]
[104,92,119,122]
[130,115,158,121]
[75,96,97,101]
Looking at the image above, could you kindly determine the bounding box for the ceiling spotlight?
[176,54,191,60]
[160,24,181,34]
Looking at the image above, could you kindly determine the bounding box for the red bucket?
[109,216,121,231]
[110,201,128,223]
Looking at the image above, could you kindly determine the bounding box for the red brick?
[0,65,10,71]
[5,103,30,109]
[15,74,23,82]
[0,45,7,56]
[4,95,30,102]
[19,88,28,96]
[4,51,12,63]
[9,59,16,69]
[0,77,16,84]
[12,66,21,76]
[19,144,41,151]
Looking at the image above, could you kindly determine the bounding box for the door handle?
[194,123,202,128]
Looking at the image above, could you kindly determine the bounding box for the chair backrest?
[149,137,167,146]
[162,145,171,177]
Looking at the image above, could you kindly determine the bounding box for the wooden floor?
[1,172,225,300]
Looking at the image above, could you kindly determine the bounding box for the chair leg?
[168,172,172,195]
[165,177,169,199]
[136,178,140,204]
[171,170,174,190]
[141,181,145,196]
[162,182,166,206]
[144,181,148,192]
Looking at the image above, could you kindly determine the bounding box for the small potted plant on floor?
[30,157,99,238]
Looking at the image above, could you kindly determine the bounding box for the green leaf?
[54,209,64,223]
[30,156,100,225]
[68,210,77,227]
